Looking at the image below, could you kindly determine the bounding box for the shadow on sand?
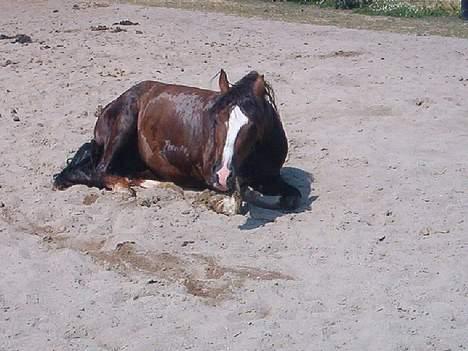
[239,167,317,230]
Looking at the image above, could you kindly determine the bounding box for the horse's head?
[209,70,275,192]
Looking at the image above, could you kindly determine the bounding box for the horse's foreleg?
[244,175,301,211]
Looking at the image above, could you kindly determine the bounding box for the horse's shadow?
[239,167,317,230]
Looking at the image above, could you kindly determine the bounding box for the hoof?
[210,193,242,216]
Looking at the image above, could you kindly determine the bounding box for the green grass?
[356,0,460,17]
[281,0,460,17]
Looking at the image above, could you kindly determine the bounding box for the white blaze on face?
[216,105,249,190]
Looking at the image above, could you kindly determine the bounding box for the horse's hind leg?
[98,176,158,194]
[94,95,139,180]
[100,176,183,197]
[100,175,136,195]
[245,175,301,211]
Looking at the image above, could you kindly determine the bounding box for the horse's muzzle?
[213,164,235,192]
[213,182,229,192]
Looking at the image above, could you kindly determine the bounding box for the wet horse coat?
[53,70,301,211]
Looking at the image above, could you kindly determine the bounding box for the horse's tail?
[53,140,103,190]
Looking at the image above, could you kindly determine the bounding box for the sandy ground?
[0,1,467,350]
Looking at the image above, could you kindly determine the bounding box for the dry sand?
[0,1,467,350]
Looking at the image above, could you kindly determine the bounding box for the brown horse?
[53,70,301,212]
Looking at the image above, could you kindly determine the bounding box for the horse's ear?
[219,69,229,93]
[253,74,265,97]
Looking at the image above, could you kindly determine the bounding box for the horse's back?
[94,80,217,138]
[133,80,218,101]
[135,81,218,137]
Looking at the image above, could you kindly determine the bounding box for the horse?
[53,70,301,213]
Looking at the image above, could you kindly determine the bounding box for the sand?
[0,1,467,350]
